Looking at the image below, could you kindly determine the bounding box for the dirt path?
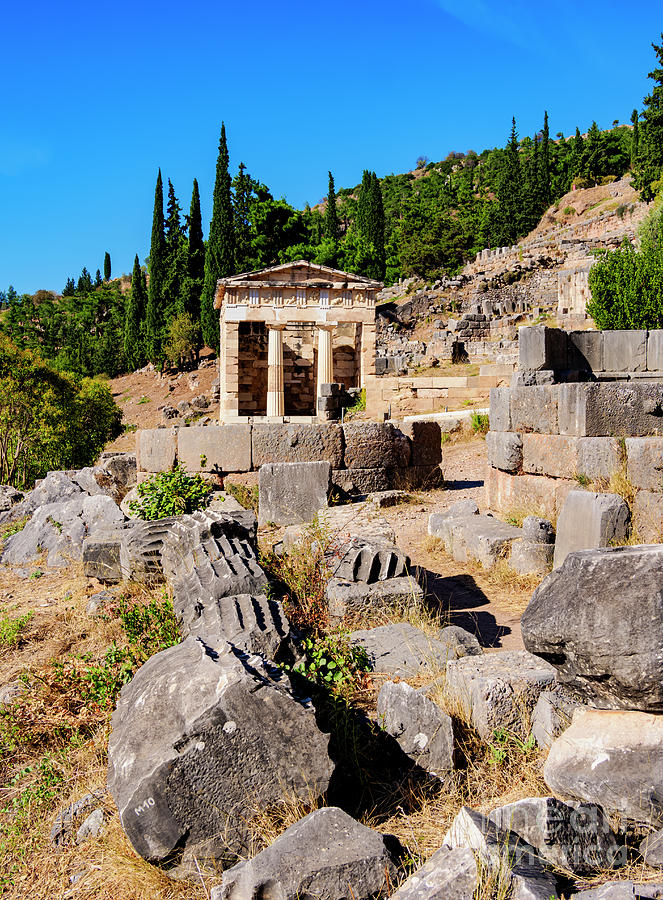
[381,438,535,651]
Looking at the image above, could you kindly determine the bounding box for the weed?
[440,431,451,445]
[486,726,536,766]
[29,569,43,580]
[574,472,591,487]
[291,631,371,699]
[470,412,490,435]
[343,388,367,419]
[0,612,33,648]
[1,518,28,541]
[123,423,138,434]
[128,464,211,519]
[137,395,150,404]
[199,453,207,468]
[503,502,551,528]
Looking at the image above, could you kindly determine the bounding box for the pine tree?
[77,267,92,294]
[201,123,235,351]
[124,254,146,370]
[62,277,76,297]
[146,169,166,363]
[94,269,102,287]
[104,252,111,281]
[233,163,256,272]
[163,179,186,321]
[541,111,551,206]
[324,171,339,242]
[571,127,584,181]
[635,36,663,199]
[631,108,640,168]
[181,178,205,326]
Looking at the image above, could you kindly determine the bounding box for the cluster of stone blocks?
[487,379,663,537]
[137,420,443,495]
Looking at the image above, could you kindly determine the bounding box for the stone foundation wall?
[486,380,663,540]
[136,421,443,494]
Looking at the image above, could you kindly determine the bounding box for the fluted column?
[266,325,285,417]
[316,325,334,399]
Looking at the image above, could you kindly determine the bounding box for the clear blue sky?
[2,0,661,294]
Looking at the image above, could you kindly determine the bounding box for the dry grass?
[502,501,554,529]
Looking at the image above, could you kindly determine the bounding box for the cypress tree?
[201,123,235,351]
[181,178,205,325]
[77,267,92,294]
[631,108,640,168]
[636,35,663,200]
[94,269,102,287]
[496,117,523,244]
[124,254,146,370]
[541,111,551,205]
[104,252,111,281]
[356,170,386,279]
[62,277,76,297]
[369,172,386,279]
[325,171,339,242]
[146,169,166,363]
[164,179,186,321]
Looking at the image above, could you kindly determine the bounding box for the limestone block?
[602,329,647,372]
[214,807,398,900]
[444,650,555,740]
[388,847,478,900]
[633,490,663,543]
[568,330,603,373]
[509,540,553,577]
[137,428,177,473]
[577,437,620,481]
[647,329,663,372]
[522,434,579,478]
[544,708,663,826]
[177,425,252,474]
[377,681,454,777]
[518,325,568,371]
[343,423,410,468]
[252,424,344,469]
[531,689,584,751]
[510,386,559,434]
[430,513,522,568]
[351,623,453,678]
[522,516,554,543]
[489,387,512,432]
[523,544,663,710]
[485,467,573,520]
[558,382,663,437]
[258,461,330,526]
[82,535,123,583]
[626,437,663,491]
[332,467,390,495]
[326,576,423,622]
[552,491,630,568]
[486,431,523,473]
[397,420,443,466]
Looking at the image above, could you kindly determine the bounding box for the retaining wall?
[486,380,663,540]
[136,421,443,494]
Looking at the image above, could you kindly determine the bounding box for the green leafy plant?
[487,727,536,765]
[0,612,33,647]
[128,464,211,520]
[440,431,451,445]
[226,482,259,514]
[1,517,28,541]
[470,411,490,435]
[200,453,208,468]
[292,631,371,698]
[137,395,150,404]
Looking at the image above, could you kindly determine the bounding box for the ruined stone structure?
[214,261,380,421]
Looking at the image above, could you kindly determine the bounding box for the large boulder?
[350,624,453,678]
[212,807,399,900]
[444,650,556,741]
[107,637,335,863]
[388,846,478,900]
[377,681,454,778]
[258,461,331,526]
[522,545,663,711]
[544,708,663,826]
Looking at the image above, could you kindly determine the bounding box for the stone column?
[220,320,240,419]
[316,325,334,399]
[266,325,285,417]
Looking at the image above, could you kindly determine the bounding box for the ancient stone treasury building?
[214,261,380,420]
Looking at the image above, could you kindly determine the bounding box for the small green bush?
[470,412,490,435]
[562,206,575,216]
[292,631,371,698]
[0,612,33,647]
[128,465,210,520]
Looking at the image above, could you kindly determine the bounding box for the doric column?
[316,325,334,399]
[266,325,285,417]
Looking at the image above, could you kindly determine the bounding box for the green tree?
[77,267,92,294]
[124,254,146,370]
[541,110,551,206]
[631,108,640,168]
[180,178,205,327]
[233,162,257,272]
[163,178,186,322]
[104,251,111,281]
[62,277,76,297]
[355,170,386,279]
[635,35,663,200]
[94,269,102,287]
[201,123,234,351]
[324,171,339,243]
[146,169,166,364]
[495,117,523,244]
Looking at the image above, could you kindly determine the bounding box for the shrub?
[291,631,371,699]
[562,206,575,216]
[164,312,200,369]
[470,412,490,435]
[128,465,211,520]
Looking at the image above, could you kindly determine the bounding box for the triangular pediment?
[218,260,382,288]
